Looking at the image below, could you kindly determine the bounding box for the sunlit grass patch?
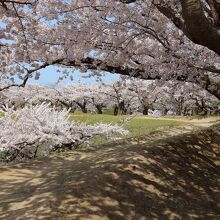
[69,113,181,138]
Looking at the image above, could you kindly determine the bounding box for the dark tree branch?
[61,56,220,100]
[0,58,64,91]
[120,0,220,56]
[181,0,220,55]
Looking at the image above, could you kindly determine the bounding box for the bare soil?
[0,118,220,220]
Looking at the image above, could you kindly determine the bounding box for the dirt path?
[0,120,220,220]
[138,115,220,127]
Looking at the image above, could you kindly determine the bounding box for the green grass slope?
[70,113,181,137]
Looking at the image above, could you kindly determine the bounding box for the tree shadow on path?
[0,126,220,220]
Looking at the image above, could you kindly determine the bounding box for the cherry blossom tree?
[137,0,220,56]
[58,83,113,114]
[87,83,110,114]
[127,78,160,115]
[0,103,128,162]
[1,79,218,116]
[58,84,91,113]
[107,78,139,115]
[155,81,220,116]
[1,0,220,100]
[1,84,59,109]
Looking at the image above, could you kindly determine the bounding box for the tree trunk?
[181,0,220,55]
[142,106,149,115]
[76,101,87,113]
[163,108,168,116]
[78,104,87,113]
[81,107,87,113]
[119,101,127,115]
[96,105,103,114]
[114,105,119,116]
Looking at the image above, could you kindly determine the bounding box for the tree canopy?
[1,0,220,99]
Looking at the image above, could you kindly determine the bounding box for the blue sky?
[28,66,120,86]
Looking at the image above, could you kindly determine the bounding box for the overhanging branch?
[61,56,220,99]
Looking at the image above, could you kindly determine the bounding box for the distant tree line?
[1,77,219,116]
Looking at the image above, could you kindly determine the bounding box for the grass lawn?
[69,113,181,138]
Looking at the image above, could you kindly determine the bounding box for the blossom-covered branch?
[0,103,128,162]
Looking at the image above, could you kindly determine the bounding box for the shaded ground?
[0,119,220,219]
